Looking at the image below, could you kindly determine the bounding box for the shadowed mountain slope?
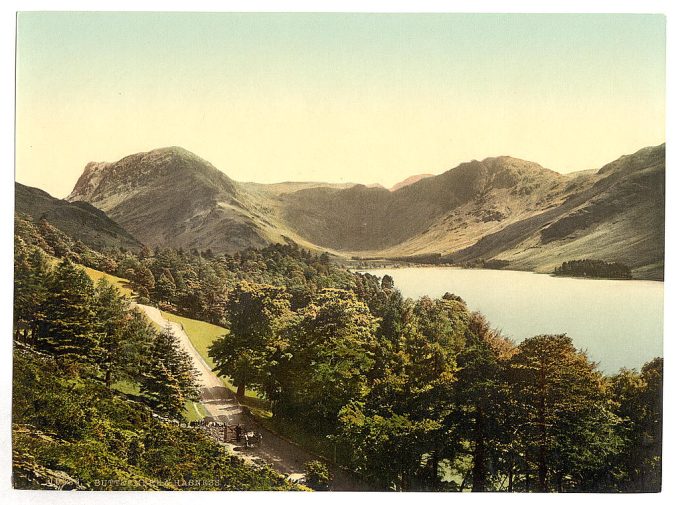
[15,182,142,251]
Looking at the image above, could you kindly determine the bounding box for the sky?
[15,12,666,198]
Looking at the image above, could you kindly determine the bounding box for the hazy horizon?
[16,13,665,199]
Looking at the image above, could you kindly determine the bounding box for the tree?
[93,279,129,388]
[209,281,291,397]
[381,274,394,290]
[339,402,438,490]
[93,279,156,388]
[274,289,378,431]
[445,312,516,492]
[155,271,177,305]
[609,358,663,491]
[14,239,50,343]
[37,259,101,362]
[140,323,199,419]
[507,335,619,492]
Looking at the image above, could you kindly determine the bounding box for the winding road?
[136,304,370,491]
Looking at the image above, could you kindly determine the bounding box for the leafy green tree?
[274,289,378,431]
[609,358,663,491]
[155,271,177,305]
[339,402,438,490]
[209,281,291,397]
[445,312,516,492]
[393,296,467,396]
[381,274,395,290]
[304,460,331,490]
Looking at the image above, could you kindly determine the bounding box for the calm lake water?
[360,268,663,374]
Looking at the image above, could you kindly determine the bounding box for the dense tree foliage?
[12,348,297,490]
[13,240,198,420]
[210,281,292,397]
[554,259,632,279]
[140,323,200,419]
[14,214,663,492]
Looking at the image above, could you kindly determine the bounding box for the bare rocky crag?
[65,144,665,279]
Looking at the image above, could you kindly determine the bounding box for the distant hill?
[390,174,433,191]
[64,144,665,279]
[15,182,142,251]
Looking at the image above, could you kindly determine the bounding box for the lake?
[359,267,663,374]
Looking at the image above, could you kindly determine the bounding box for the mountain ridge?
[63,144,665,279]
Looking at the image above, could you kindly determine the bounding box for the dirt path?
[136,304,371,491]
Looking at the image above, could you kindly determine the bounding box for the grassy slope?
[161,311,225,369]
[82,266,134,297]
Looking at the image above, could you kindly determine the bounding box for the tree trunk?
[525,451,530,492]
[236,382,245,398]
[508,456,514,492]
[105,368,112,389]
[538,368,548,492]
[430,451,440,490]
[472,403,487,492]
[459,470,470,492]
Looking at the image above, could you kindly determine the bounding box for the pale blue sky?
[16,13,665,197]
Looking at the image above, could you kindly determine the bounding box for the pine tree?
[140,323,199,419]
[14,238,50,343]
[507,334,619,491]
[37,259,101,362]
[93,280,155,388]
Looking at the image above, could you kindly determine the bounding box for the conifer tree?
[37,259,101,362]
[14,239,50,343]
[507,334,619,491]
[140,323,199,418]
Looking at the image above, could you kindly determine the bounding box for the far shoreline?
[349,263,664,283]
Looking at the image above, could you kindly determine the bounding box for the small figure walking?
[235,424,242,442]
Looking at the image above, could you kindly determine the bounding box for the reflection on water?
[360,268,663,374]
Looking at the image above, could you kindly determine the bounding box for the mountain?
[278,156,576,252]
[65,144,665,279]
[67,147,308,253]
[390,174,433,192]
[445,145,665,279]
[15,182,142,251]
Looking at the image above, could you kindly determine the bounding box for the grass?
[184,400,209,422]
[160,311,226,369]
[81,266,135,297]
